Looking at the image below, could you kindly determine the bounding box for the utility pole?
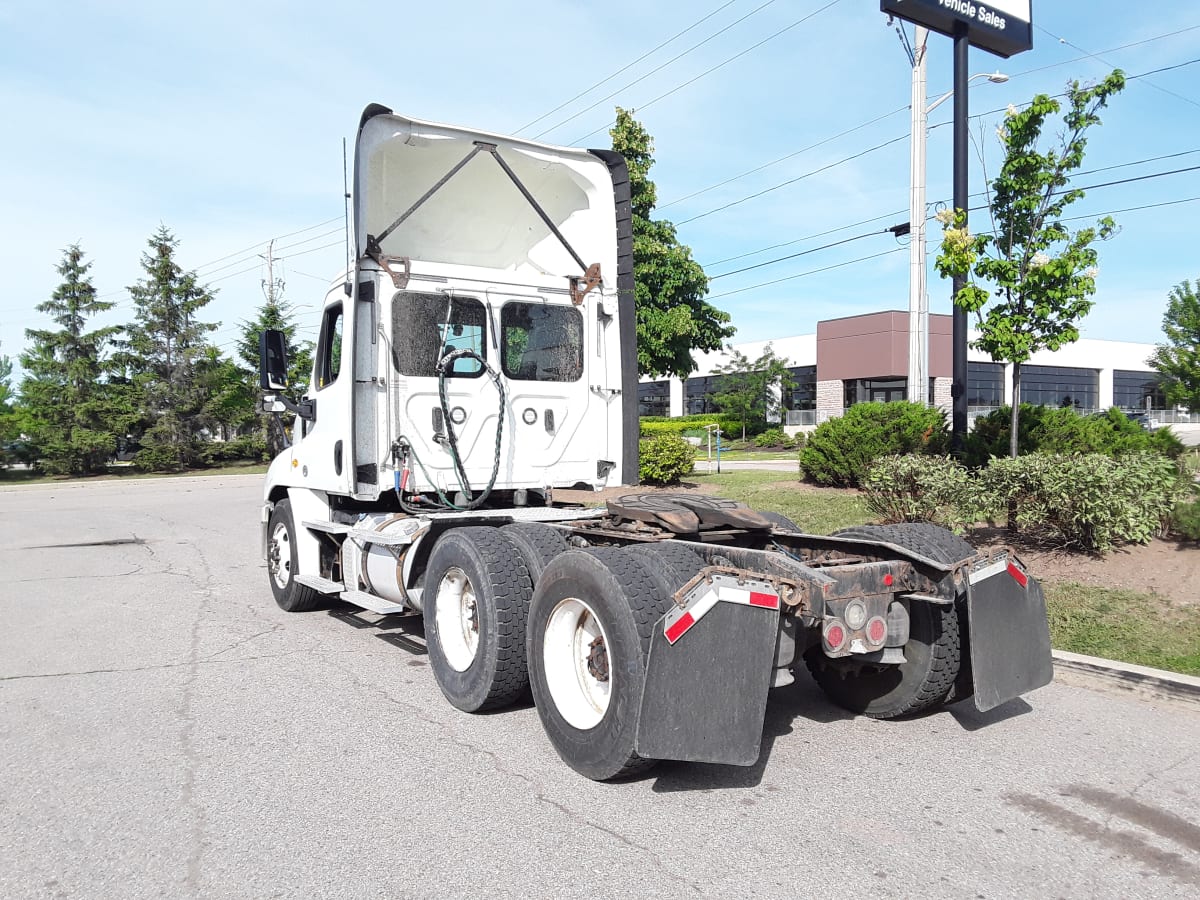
[261,239,285,306]
[906,25,929,406]
[951,23,969,450]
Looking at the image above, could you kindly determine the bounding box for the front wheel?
[266,498,325,613]
[527,548,673,781]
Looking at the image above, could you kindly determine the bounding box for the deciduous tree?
[710,343,794,440]
[610,108,734,378]
[936,71,1125,457]
[1149,279,1200,412]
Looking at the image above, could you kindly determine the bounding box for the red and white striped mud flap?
[965,553,1054,712]
[636,573,781,767]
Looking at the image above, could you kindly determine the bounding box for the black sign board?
[881,0,1032,58]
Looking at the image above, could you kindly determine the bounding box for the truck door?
[293,287,357,496]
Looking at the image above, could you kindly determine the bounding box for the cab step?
[295,573,345,594]
[340,589,409,615]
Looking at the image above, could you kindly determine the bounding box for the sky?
[1,0,1198,381]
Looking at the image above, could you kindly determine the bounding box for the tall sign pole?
[881,0,1032,446]
[951,23,970,448]
[906,26,929,406]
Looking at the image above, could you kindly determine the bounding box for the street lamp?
[906,24,1007,406]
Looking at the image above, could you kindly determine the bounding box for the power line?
[677,133,908,225]
[568,0,844,144]
[514,0,742,135]
[531,0,784,140]
[702,208,907,268]
[660,105,908,210]
[705,247,905,300]
[708,229,891,280]
[1035,24,1200,112]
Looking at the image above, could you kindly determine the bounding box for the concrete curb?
[0,472,263,493]
[1052,649,1200,710]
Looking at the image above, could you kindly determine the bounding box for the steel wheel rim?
[543,597,611,730]
[434,566,479,671]
[269,522,291,590]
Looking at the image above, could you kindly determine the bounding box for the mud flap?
[967,564,1054,712]
[636,602,778,766]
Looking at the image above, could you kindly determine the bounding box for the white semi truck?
[258,105,1053,780]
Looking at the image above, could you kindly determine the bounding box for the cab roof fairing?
[352,111,618,288]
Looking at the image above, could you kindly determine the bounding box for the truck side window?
[501,302,583,382]
[316,303,343,390]
[392,292,486,378]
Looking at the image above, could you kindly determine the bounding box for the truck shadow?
[650,676,1034,792]
[327,603,429,655]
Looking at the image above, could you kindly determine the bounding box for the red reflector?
[1007,563,1028,588]
[749,591,779,609]
[883,573,894,586]
[665,612,696,644]
[867,617,886,644]
[824,622,846,651]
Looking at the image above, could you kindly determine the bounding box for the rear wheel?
[527,548,673,781]
[425,527,532,712]
[804,523,969,718]
[266,499,325,613]
[501,523,568,585]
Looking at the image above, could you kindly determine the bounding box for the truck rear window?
[392,292,486,378]
[501,302,583,382]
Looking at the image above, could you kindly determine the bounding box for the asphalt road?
[2,475,1198,899]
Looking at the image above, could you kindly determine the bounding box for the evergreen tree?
[18,245,132,474]
[610,108,734,378]
[236,297,313,457]
[123,226,219,471]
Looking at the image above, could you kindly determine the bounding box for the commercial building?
[638,310,1173,428]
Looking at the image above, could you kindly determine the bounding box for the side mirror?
[259,329,289,391]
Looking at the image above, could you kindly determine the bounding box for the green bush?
[862,455,983,534]
[134,444,188,473]
[199,434,268,466]
[799,402,949,487]
[753,427,797,449]
[1173,498,1200,542]
[639,433,695,485]
[640,414,744,438]
[965,405,1184,466]
[978,452,1191,552]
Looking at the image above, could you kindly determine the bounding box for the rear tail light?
[865,615,887,647]
[823,620,848,653]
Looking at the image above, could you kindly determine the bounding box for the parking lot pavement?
[3,475,1200,899]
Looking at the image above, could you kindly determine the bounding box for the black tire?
[424,527,532,712]
[501,523,568,585]
[833,523,976,705]
[760,511,801,533]
[266,499,326,613]
[527,548,674,781]
[803,523,971,718]
[627,542,706,600]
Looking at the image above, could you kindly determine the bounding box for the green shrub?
[799,402,949,487]
[753,427,797,449]
[199,434,268,466]
[978,452,1191,552]
[965,405,1184,466]
[639,433,696,485]
[639,414,744,439]
[862,455,983,534]
[1173,498,1200,542]
[134,444,188,473]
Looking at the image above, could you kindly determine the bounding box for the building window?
[685,374,730,415]
[967,361,1004,407]
[1020,365,1098,410]
[638,380,670,417]
[1113,369,1164,410]
[784,365,816,411]
[845,377,907,407]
